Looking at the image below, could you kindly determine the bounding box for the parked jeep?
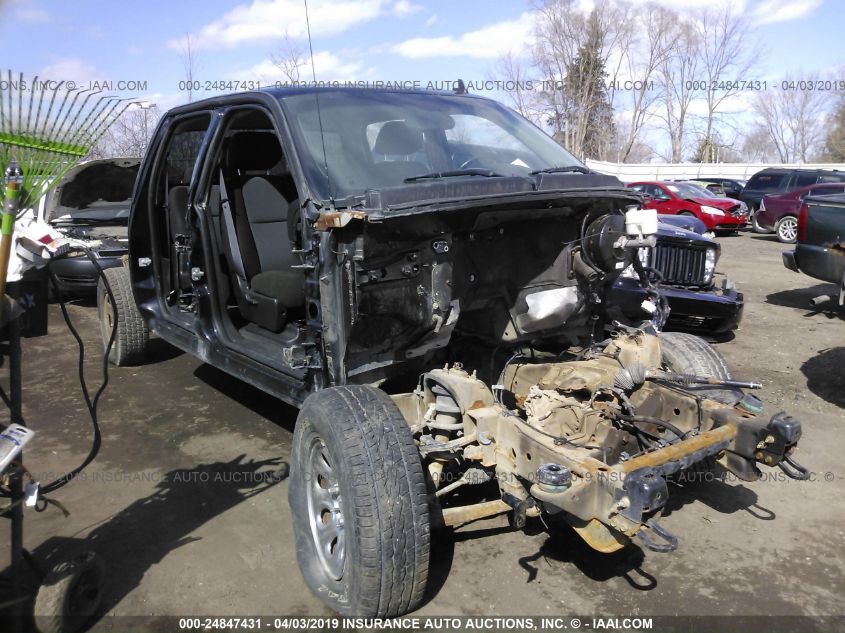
[608,220,743,336]
[100,87,808,617]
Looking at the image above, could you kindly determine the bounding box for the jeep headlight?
[700,205,724,216]
[621,247,651,279]
[704,246,718,283]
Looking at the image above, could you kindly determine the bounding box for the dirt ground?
[2,230,844,627]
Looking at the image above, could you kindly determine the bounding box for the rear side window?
[818,173,845,183]
[746,172,787,191]
[794,173,818,188]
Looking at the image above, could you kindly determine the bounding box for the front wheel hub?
[305,437,346,581]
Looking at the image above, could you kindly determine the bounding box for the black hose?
[616,413,688,442]
[38,249,118,493]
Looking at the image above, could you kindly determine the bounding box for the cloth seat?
[219,131,304,331]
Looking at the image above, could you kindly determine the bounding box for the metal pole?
[8,305,24,628]
[0,161,23,317]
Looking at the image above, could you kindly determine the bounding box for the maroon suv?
[757,182,845,243]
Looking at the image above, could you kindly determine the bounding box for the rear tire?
[659,332,743,405]
[289,385,430,617]
[97,266,148,366]
[775,215,798,243]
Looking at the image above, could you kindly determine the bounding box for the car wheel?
[679,211,696,216]
[33,551,104,633]
[289,385,430,617]
[659,332,743,405]
[97,266,149,366]
[775,215,798,243]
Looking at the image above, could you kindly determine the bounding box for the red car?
[628,181,748,232]
[756,182,845,243]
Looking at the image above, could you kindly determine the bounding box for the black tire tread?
[291,385,429,617]
[660,332,741,404]
[33,551,104,633]
[98,266,148,366]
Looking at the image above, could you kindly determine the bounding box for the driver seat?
[371,121,427,185]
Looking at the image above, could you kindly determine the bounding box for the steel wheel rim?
[67,568,101,616]
[100,292,114,347]
[305,435,346,581]
[778,217,797,241]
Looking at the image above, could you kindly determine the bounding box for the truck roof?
[165,85,489,115]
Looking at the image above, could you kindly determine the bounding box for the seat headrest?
[225,132,285,172]
[373,121,422,156]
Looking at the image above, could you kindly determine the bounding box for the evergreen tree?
[825,99,845,161]
[559,10,616,159]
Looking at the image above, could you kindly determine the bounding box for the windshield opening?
[279,91,583,201]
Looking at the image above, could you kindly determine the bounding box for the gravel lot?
[3,230,843,628]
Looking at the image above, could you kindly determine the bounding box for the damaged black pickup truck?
[100,87,809,617]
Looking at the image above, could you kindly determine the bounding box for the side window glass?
[794,174,817,188]
[157,115,212,200]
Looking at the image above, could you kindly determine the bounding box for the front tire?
[97,266,149,366]
[775,215,798,243]
[660,332,743,405]
[289,385,430,617]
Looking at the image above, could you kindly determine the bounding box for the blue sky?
[0,0,842,160]
[1,0,841,106]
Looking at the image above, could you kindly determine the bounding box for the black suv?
[99,87,808,618]
[741,167,845,230]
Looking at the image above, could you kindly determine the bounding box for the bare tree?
[531,0,624,159]
[493,51,537,122]
[615,3,674,162]
[694,7,757,162]
[179,32,200,103]
[90,105,162,158]
[655,19,700,162]
[753,75,832,162]
[739,127,779,162]
[271,33,308,83]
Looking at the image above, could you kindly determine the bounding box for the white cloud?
[231,51,364,82]
[424,14,438,28]
[12,1,50,23]
[392,12,535,60]
[753,0,822,24]
[39,58,99,84]
[170,0,388,50]
[392,0,422,16]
